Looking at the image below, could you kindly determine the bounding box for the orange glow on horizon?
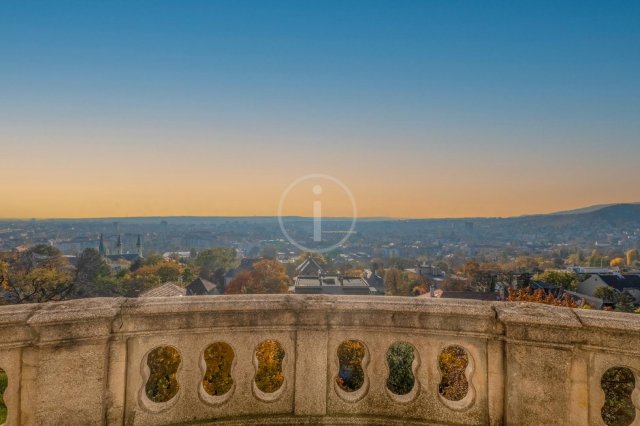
[1,126,638,219]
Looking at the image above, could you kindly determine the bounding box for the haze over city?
[2,0,639,219]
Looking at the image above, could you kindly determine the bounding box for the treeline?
[0,245,291,304]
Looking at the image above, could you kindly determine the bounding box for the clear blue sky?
[1,1,639,218]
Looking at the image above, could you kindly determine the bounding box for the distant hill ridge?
[549,202,640,216]
[514,203,640,229]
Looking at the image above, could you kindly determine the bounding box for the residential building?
[186,277,220,296]
[290,274,377,295]
[139,283,186,298]
[577,273,640,304]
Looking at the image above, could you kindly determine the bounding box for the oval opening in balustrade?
[601,367,636,426]
[336,340,366,392]
[386,342,416,396]
[145,346,181,403]
[438,345,469,401]
[254,340,285,394]
[203,342,235,397]
[0,368,7,425]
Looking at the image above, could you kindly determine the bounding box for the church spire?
[136,234,142,257]
[98,233,106,256]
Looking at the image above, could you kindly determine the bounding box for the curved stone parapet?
[0,295,639,425]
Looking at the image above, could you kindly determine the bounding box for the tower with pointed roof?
[136,234,142,257]
[98,234,106,256]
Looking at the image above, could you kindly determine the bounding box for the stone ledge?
[1,295,640,348]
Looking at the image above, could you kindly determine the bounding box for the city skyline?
[1,1,639,218]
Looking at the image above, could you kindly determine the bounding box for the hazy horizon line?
[1,201,637,222]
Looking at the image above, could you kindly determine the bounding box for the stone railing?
[1,295,640,425]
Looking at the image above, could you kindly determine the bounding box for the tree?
[594,286,618,303]
[532,270,578,290]
[610,257,626,268]
[0,246,74,303]
[601,367,636,426]
[0,367,7,423]
[589,250,610,267]
[383,268,410,296]
[627,249,639,267]
[254,340,285,393]
[76,248,110,282]
[181,266,197,284]
[71,248,116,298]
[462,261,480,279]
[130,252,163,272]
[134,260,184,284]
[508,256,542,272]
[565,250,585,266]
[615,292,635,313]
[506,287,578,308]
[335,340,365,392]
[195,248,237,284]
[225,259,290,294]
[386,342,415,395]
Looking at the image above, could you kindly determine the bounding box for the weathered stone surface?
[0,295,638,425]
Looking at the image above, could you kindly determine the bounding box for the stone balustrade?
[0,295,640,425]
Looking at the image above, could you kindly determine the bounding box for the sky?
[1,0,639,219]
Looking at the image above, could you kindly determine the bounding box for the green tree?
[0,368,6,424]
[76,248,110,281]
[601,367,635,426]
[532,270,578,290]
[130,252,163,272]
[589,250,610,267]
[594,286,618,303]
[71,248,117,298]
[181,266,197,283]
[386,342,415,395]
[195,248,237,284]
[615,292,635,313]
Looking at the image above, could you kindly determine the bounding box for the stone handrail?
[0,295,639,425]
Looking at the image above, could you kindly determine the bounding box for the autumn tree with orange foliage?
[225,259,290,294]
[254,340,285,393]
[133,260,185,283]
[506,287,578,308]
[610,257,625,268]
[627,249,639,267]
[336,340,365,392]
